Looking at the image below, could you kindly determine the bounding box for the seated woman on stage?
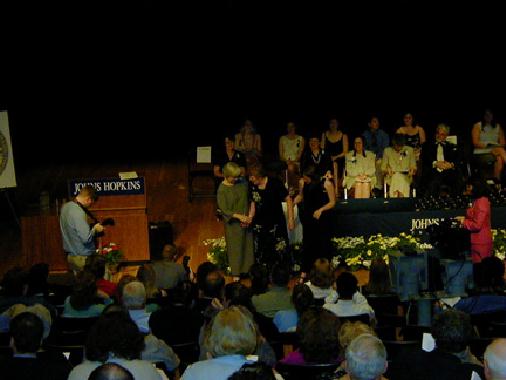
[343,136,376,198]
[235,119,262,167]
[382,134,416,198]
[472,109,506,181]
[279,121,305,193]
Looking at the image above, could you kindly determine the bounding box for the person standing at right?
[217,162,254,280]
[456,179,493,265]
[60,185,104,273]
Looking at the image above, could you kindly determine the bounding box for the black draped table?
[330,198,506,237]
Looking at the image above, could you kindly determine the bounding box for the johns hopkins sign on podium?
[68,177,145,197]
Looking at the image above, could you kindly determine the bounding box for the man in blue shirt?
[363,116,390,196]
[59,185,104,272]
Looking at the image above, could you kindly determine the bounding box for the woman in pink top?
[456,179,492,264]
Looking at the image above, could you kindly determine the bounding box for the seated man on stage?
[59,185,104,273]
[382,134,416,198]
[422,123,463,197]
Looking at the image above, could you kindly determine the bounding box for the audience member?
[63,270,112,317]
[115,282,181,372]
[324,272,374,319]
[228,361,277,380]
[249,263,270,296]
[182,306,258,380]
[151,243,187,291]
[85,255,117,297]
[0,311,72,380]
[485,338,506,380]
[68,311,163,380]
[0,303,52,339]
[137,264,162,300]
[387,309,484,380]
[88,363,135,380]
[252,264,293,318]
[342,334,388,380]
[273,283,314,333]
[281,308,341,365]
[363,116,390,195]
[305,258,336,303]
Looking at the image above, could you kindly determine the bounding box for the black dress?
[325,133,345,176]
[251,177,289,268]
[300,179,333,272]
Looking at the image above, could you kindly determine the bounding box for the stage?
[330,198,506,237]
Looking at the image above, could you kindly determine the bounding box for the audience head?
[270,263,290,287]
[345,334,387,380]
[367,258,391,294]
[431,309,474,354]
[310,258,333,289]
[225,282,254,312]
[136,264,158,298]
[339,321,376,353]
[1,267,29,297]
[5,303,52,339]
[485,338,506,380]
[336,272,358,300]
[228,362,276,380]
[9,311,44,354]
[88,363,134,380]
[70,270,100,311]
[196,262,225,299]
[27,263,49,297]
[161,243,179,261]
[298,308,341,363]
[121,281,146,310]
[85,311,145,362]
[85,255,107,280]
[249,263,270,295]
[302,164,320,183]
[116,275,137,304]
[291,284,314,315]
[206,306,257,358]
[476,256,506,292]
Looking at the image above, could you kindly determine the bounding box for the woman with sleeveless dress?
[321,118,348,198]
[396,113,426,190]
[294,164,335,274]
[472,109,506,181]
[279,121,305,193]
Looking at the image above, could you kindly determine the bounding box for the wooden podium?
[21,177,150,271]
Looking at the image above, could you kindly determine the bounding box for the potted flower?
[203,237,231,275]
[97,242,124,277]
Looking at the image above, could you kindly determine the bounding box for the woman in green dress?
[217,162,254,280]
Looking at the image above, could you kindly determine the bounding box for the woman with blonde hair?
[217,162,254,280]
[182,306,257,380]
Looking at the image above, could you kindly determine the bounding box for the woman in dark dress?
[294,164,336,275]
[249,165,294,269]
[321,118,348,197]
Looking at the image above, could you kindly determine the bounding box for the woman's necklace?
[311,150,321,164]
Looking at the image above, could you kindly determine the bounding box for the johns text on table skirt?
[330,201,506,237]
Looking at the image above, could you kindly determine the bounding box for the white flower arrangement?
[203,237,230,274]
